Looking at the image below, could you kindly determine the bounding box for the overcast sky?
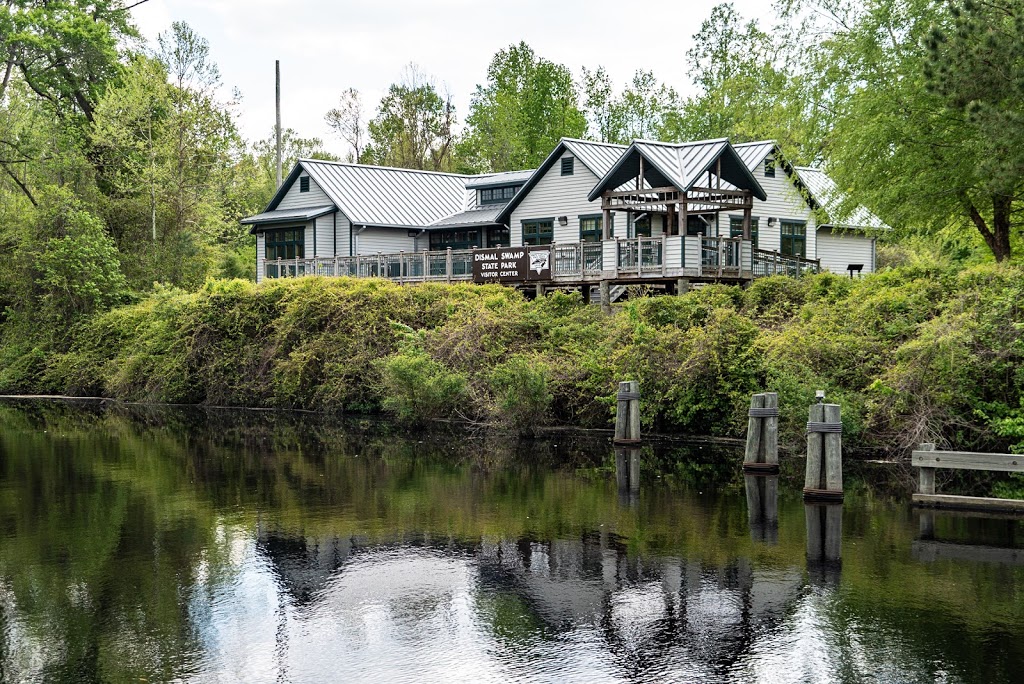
[130,0,779,158]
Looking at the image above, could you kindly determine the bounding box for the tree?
[665,3,821,159]
[460,42,586,172]
[581,67,681,144]
[325,87,365,163]
[362,65,456,171]
[794,0,1024,261]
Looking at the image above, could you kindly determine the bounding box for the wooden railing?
[262,237,777,284]
[752,248,820,277]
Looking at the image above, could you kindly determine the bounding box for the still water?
[0,400,1022,683]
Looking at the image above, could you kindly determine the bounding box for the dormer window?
[764,158,775,178]
[561,157,575,176]
[300,176,310,192]
[479,185,519,205]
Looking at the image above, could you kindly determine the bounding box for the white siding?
[256,233,265,283]
[277,173,331,210]
[355,227,416,255]
[722,163,817,258]
[816,228,876,275]
[510,151,607,246]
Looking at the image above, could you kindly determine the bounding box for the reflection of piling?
[614,381,641,445]
[804,398,843,502]
[743,392,779,473]
[615,447,641,507]
[919,511,935,540]
[745,474,779,543]
[805,503,843,586]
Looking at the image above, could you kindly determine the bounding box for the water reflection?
[0,400,1023,683]
[744,474,779,544]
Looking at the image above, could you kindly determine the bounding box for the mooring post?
[918,442,936,495]
[613,381,641,444]
[743,392,779,473]
[804,393,843,501]
[600,280,611,315]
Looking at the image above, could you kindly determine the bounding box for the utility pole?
[275,59,282,189]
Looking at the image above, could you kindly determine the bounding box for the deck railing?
[262,237,815,284]
[752,249,820,277]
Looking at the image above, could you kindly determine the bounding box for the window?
[522,219,553,246]
[479,185,518,205]
[299,176,310,192]
[730,216,759,250]
[764,158,775,178]
[561,157,574,176]
[486,226,509,247]
[428,229,482,251]
[265,227,305,277]
[579,215,613,242]
[780,220,807,258]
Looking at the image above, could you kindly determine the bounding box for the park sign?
[472,246,551,283]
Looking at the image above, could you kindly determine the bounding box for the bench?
[912,442,1024,512]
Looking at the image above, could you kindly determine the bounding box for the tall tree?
[581,68,681,144]
[461,42,586,172]
[362,65,456,171]
[325,87,365,163]
[793,0,1024,260]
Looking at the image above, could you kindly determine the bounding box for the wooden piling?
[804,400,843,502]
[600,281,611,315]
[676,278,690,295]
[613,381,641,445]
[743,392,779,473]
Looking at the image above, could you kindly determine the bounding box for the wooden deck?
[263,237,820,287]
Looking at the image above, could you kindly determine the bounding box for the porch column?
[742,194,753,241]
[603,196,612,241]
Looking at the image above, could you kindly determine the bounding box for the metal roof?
[430,205,505,228]
[794,167,889,230]
[733,140,776,171]
[562,138,628,178]
[241,204,336,227]
[587,139,768,202]
[298,160,470,227]
[464,169,535,189]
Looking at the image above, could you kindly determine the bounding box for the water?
[0,400,1022,683]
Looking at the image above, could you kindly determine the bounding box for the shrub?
[489,354,552,431]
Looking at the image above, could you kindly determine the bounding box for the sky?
[129,0,780,159]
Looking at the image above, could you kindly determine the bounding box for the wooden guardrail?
[912,442,1024,512]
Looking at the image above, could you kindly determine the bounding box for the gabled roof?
[496,138,627,223]
[241,205,336,226]
[793,167,889,230]
[587,139,768,202]
[296,160,469,228]
[733,140,777,170]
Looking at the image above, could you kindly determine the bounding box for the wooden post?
[600,280,611,315]
[446,247,452,282]
[743,392,779,473]
[613,381,640,444]
[805,399,843,501]
[918,442,936,495]
[804,402,824,492]
[603,206,612,241]
[676,278,690,295]
[535,283,545,298]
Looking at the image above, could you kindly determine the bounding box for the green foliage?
[459,42,587,172]
[378,330,468,425]
[488,354,552,431]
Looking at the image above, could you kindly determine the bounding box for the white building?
[242,137,885,286]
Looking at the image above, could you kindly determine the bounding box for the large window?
[780,220,807,258]
[522,219,553,246]
[429,229,482,251]
[479,185,519,204]
[579,215,613,242]
[730,216,759,250]
[686,214,714,236]
[265,227,305,277]
[486,226,509,247]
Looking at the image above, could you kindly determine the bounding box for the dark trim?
[333,212,337,256]
[313,218,317,257]
[263,163,306,212]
